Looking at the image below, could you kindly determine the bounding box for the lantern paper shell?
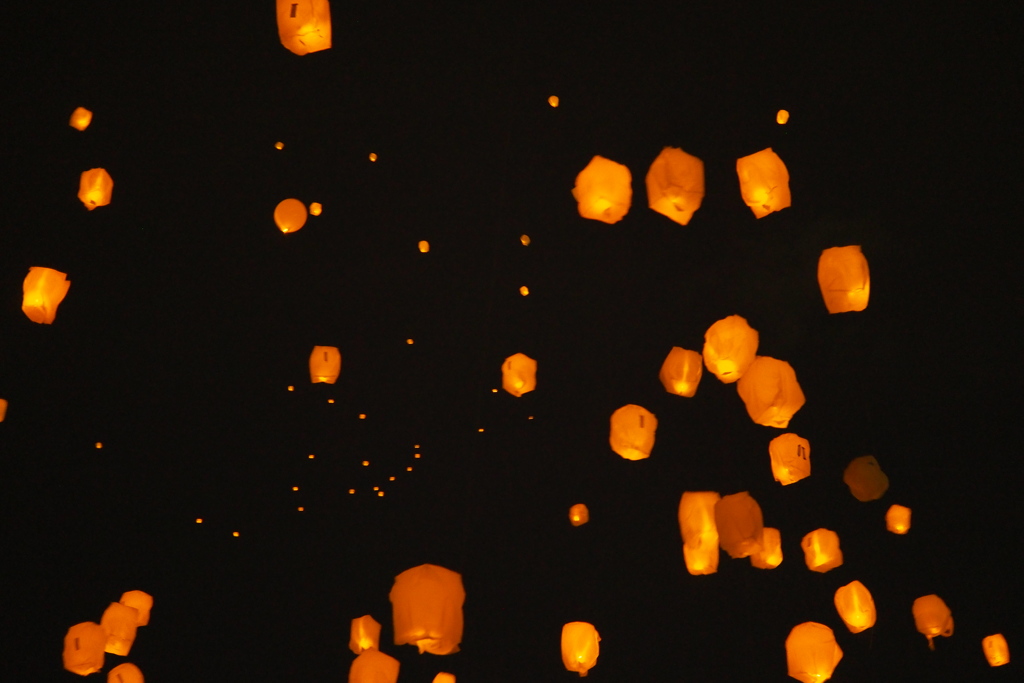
[843,455,889,502]
[432,674,456,683]
[63,622,107,676]
[714,492,764,559]
[349,615,382,654]
[609,404,657,461]
[776,109,790,124]
[785,622,843,683]
[818,245,870,313]
[678,492,721,575]
[119,590,153,626]
[702,315,758,384]
[78,168,113,210]
[0,398,7,422]
[982,634,1010,667]
[834,581,877,633]
[275,198,308,233]
[309,346,342,384]
[100,601,139,656]
[645,147,705,226]
[571,155,632,224]
[750,527,783,569]
[22,267,71,324]
[277,0,332,56]
[501,353,537,396]
[390,563,465,655]
[658,346,703,397]
[561,621,600,677]
[737,356,805,428]
[70,107,93,131]
[349,648,399,683]
[569,503,589,527]
[886,504,911,534]
[736,147,791,218]
[801,529,843,573]
[108,662,144,683]
[769,433,811,485]
[913,595,954,650]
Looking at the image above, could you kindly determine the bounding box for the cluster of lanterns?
[62,590,152,679]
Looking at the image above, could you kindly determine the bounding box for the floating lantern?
[982,634,1010,667]
[786,622,843,683]
[119,590,153,626]
[309,202,322,216]
[736,148,790,218]
[801,529,843,573]
[714,492,764,559]
[349,648,399,683]
[22,267,71,324]
[702,315,758,383]
[108,662,144,683]
[275,141,285,150]
[390,563,465,654]
[571,156,632,224]
[645,147,705,225]
[913,595,954,650]
[502,353,537,397]
[78,168,113,210]
[777,109,790,124]
[609,404,657,461]
[548,96,559,107]
[520,234,531,245]
[561,622,600,677]
[274,198,307,233]
[818,246,870,313]
[309,346,341,384]
[569,503,589,526]
[433,674,456,683]
[100,601,138,656]
[419,240,430,253]
[886,504,911,534]
[658,346,703,397]
[349,615,382,654]
[737,356,805,428]
[70,107,93,131]
[768,433,811,485]
[0,398,7,422]
[750,527,783,569]
[63,622,106,676]
[678,492,721,575]
[277,0,332,55]
[843,455,889,502]
[834,581,876,633]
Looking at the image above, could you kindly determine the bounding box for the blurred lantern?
[349,648,399,683]
[277,0,332,55]
[785,622,843,683]
[982,634,1010,667]
[702,315,758,383]
[419,240,430,253]
[886,504,912,534]
[818,246,870,313]
[309,202,323,216]
[0,398,7,422]
[22,267,71,324]
[274,198,307,233]
[768,433,811,485]
[658,346,703,397]
[520,234,531,245]
[750,527,783,569]
[119,590,153,626]
[70,107,93,131]
[561,622,600,677]
[100,602,138,656]
[349,615,382,654]
[645,147,705,226]
[801,529,843,573]
[715,492,764,559]
[609,404,657,460]
[63,622,106,676]
[433,674,456,683]
[79,168,113,210]
[776,109,790,124]
[275,141,285,150]
[502,353,537,396]
[309,346,341,384]
[736,148,791,218]
[678,492,721,575]
[108,663,144,683]
[390,563,465,654]
[843,455,889,501]
[737,356,806,428]
[913,595,954,650]
[834,581,876,633]
[569,503,589,527]
[571,155,632,224]
[548,96,559,107]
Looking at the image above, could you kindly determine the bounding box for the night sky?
[2,2,1021,682]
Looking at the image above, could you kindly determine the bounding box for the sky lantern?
[736,148,791,218]
[274,198,307,233]
[309,202,323,216]
[785,622,843,683]
[0,398,7,422]
[100,601,138,655]
[569,503,589,526]
[69,107,93,131]
[658,346,703,397]
[561,621,600,677]
[63,622,106,676]
[571,155,632,224]
[736,357,805,428]
[645,147,705,225]
[119,590,153,626]
[501,353,537,396]
[801,529,843,573]
[548,95,559,107]
[886,504,911,534]
[78,168,113,210]
[776,109,790,124]
[768,433,811,485]
[108,662,144,683]
[715,492,764,559]
[390,563,465,655]
[22,267,71,324]
[309,346,341,384]
[419,240,430,252]
[349,648,399,683]
[913,595,954,650]
[277,0,332,55]
[843,455,889,501]
[818,245,870,313]
[349,615,382,654]
[750,527,783,569]
[678,492,721,575]
[982,634,1010,667]
[702,315,758,383]
[609,404,657,460]
[834,581,877,633]
[432,674,456,683]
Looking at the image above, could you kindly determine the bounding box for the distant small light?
[414,454,421,459]
[528,416,534,420]
[95,442,103,449]
[369,152,378,162]
[359,414,366,419]
[414,444,420,449]
[377,491,385,497]
[548,95,559,107]
[418,240,430,253]
[195,518,203,524]
[69,107,93,131]
[519,286,529,296]
[389,476,396,481]
[297,507,304,511]
[275,141,284,150]
[373,486,379,491]
[308,454,315,459]
[362,460,370,466]
[309,202,322,216]
[406,466,413,471]
[348,488,356,494]
[776,109,790,125]
[287,385,294,391]
[406,338,414,344]
[327,399,335,404]
[292,486,299,491]
[520,234,531,245]
[491,388,498,393]
[232,531,240,537]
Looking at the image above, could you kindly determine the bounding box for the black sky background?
[2,2,1022,681]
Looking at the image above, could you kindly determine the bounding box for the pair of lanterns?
[62,590,153,676]
[678,491,774,574]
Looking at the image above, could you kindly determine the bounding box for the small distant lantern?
[678,492,721,575]
[571,156,632,224]
[100,601,139,656]
[108,662,144,683]
[274,198,308,233]
[982,634,1010,667]
[645,147,705,226]
[349,648,399,683]
[119,590,153,626]
[913,595,954,650]
[561,622,600,677]
[22,267,71,324]
[520,234,531,245]
[0,398,7,422]
[737,356,805,428]
[70,107,93,131]
[433,674,456,683]
[501,353,537,397]
[776,109,790,124]
[886,504,911,534]
[768,433,811,485]
[801,529,843,573]
[834,581,876,633]
[548,96,559,107]
[785,622,843,683]
[390,563,465,655]
[714,492,764,559]
[275,141,285,150]
[349,615,382,654]
[309,202,323,216]
[702,315,758,383]
[736,148,791,218]
[750,527,783,569]
[78,168,113,210]
[569,503,589,527]
[818,246,870,313]
[309,346,341,384]
[277,0,332,55]
[658,346,703,397]
[843,455,889,502]
[609,404,657,461]
[419,240,430,253]
[63,622,106,676]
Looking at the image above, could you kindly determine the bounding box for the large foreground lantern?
[886,504,912,534]
[913,595,954,650]
[349,648,399,683]
[645,147,705,225]
[63,622,106,675]
[108,662,144,683]
[350,615,382,654]
[702,315,758,383]
[750,527,783,569]
[786,622,843,683]
[843,455,889,501]
[801,529,843,573]
[119,590,153,626]
[78,168,113,210]
[22,267,71,324]
[768,433,811,485]
[572,156,632,224]
[277,0,332,55]
[390,564,465,655]
[101,601,138,656]
[309,346,342,384]
[714,492,764,559]
[561,621,600,676]
[982,634,1010,667]
[834,581,876,633]
[818,246,870,313]
[736,148,791,218]
[502,353,537,396]
[678,492,721,575]
[658,346,703,397]
[609,404,657,460]
[275,198,308,233]
[736,357,805,428]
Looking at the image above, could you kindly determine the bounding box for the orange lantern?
[750,527,783,569]
[569,503,589,527]
[982,634,1010,667]
[63,622,106,676]
[277,0,332,56]
[0,398,7,422]
[834,580,876,633]
[885,504,911,534]
[22,267,71,325]
[913,594,954,650]
[658,346,703,397]
[275,198,308,233]
[390,563,465,654]
[714,492,764,559]
[100,601,138,656]
[609,404,657,460]
[419,240,430,253]
[736,148,791,218]
[702,315,758,383]
[108,662,144,683]
[843,455,889,502]
[737,357,805,428]
[309,202,323,216]
[78,168,113,210]
[818,245,870,313]
[768,433,811,485]
[785,622,843,683]
[561,621,600,677]
[501,353,537,397]
[801,529,843,573]
[571,156,632,224]
[119,590,153,626]
[349,615,382,654]
[678,492,721,575]
[349,648,399,683]
[645,147,705,225]
[432,674,456,683]
[309,346,341,384]
[776,109,790,125]
[70,107,93,131]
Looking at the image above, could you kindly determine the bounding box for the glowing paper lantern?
[79,168,113,210]
[714,492,764,559]
[310,202,323,216]
[768,433,811,485]
[349,648,399,683]
[645,147,705,226]
[834,581,876,633]
[801,529,843,573]
[886,504,911,534]
[501,353,537,397]
[571,156,632,224]
[349,615,382,654]
[100,601,138,656]
[561,621,600,677]
[786,622,843,683]
[108,662,144,683]
[702,315,758,383]
[63,622,106,676]
[419,240,430,253]
[818,246,870,313]
[658,346,703,397]
[609,404,657,461]
[274,198,308,233]
[119,590,153,626]
[678,492,721,575]
[432,674,456,683]
[309,346,341,384]
[843,455,889,502]
[70,107,93,131]
[390,563,465,655]
[982,634,1010,667]
[750,527,783,569]
[776,109,790,124]
[736,148,791,218]
[22,267,71,324]
[548,96,559,107]
[737,357,806,428]
[569,504,589,527]
[277,0,332,55]
[0,398,7,422]
[913,595,954,650]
